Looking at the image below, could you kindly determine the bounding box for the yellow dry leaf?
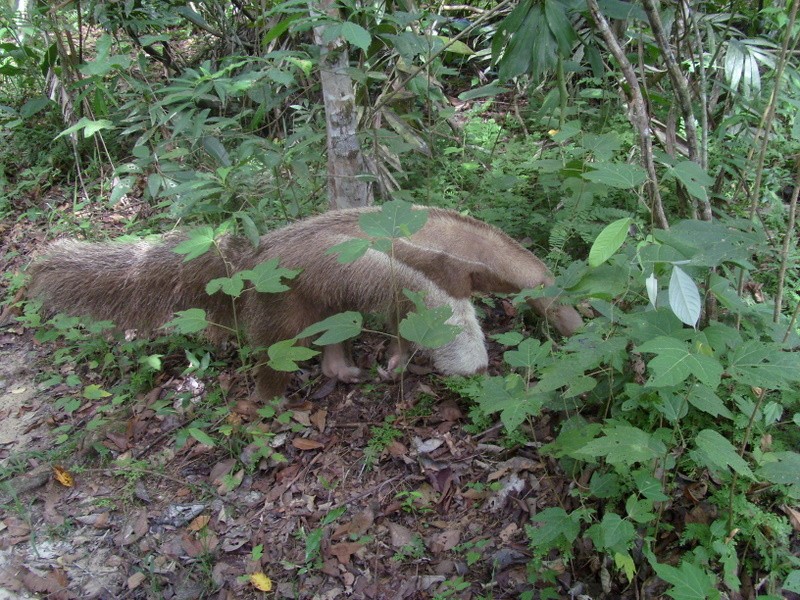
[53,466,74,487]
[187,514,210,532]
[249,573,273,591]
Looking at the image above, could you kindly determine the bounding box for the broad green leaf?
[139,354,163,371]
[670,161,713,202]
[695,429,755,480]
[56,117,114,139]
[582,132,621,161]
[638,336,722,388]
[399,304,460,349]
[527,507,581,549]
[359,200,428,238]
[588,217,631,267]
[633,470,670,501]
[784,570,800,593]
[297,312,363,346]
[326,238,371,263]
[206,273,245,298]
[341,21,371,52]
[504,338,552,369]
[583,162,647,189]
[668,266,701,327]
[726,341,800,389]
[491,331,525,346]
[615,552,636,582]
[572,424,666,466]
[173,227,215,261]
[591,513,635,553]
[435,35,474,55]
[458,82,506,101]
[757,451,800,486]
[239,258,300,293]
[626,495,656,524]
[478,374,545,432]
[652,560,721,600]
[163,308,209,334]
[188,427,216,447]
[236,212,261,247]
[267,339,319,372]
[687,384,733,419]
[83,384,111,400]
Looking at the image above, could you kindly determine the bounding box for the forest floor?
[0,196,631,600]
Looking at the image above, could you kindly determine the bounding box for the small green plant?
[432,576,471,600]
[392,533,427,562]
[395,490,433,515]
[288,505,347,574]
[363,417,404,468]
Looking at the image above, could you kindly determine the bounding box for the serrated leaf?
[239,258,300,293]
[670,161,713,202]
[173,227,216,262]
[206,273,245,297]
[695,429,755,480]
[669,266,701,327]
[163,308,209,334]
[491,331,525,346]
[341,21,371,52]
[572,424,666,466]
[528,507,581,548]
[757,451,800,486]
[504,338,552,369]
[359,200,428,238]
[583,162,647,188]
[589,217,631,267]
[399,304,460,349]
[596,513,635,553]
[652,560,721,600]
[297,312,363,346]
[267,338,319,372]
[478,374,544,432]
[326,238,371,263]
[687,384,733,419]
[638,336,722,389]
[726,341,800,389]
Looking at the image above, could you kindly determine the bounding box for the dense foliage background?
[1,0,799,598]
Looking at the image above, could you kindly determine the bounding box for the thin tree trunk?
[587,0,669,229]
[311,0,373,209]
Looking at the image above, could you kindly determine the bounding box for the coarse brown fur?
[28,206,581,400]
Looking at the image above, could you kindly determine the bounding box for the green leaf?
[528,507,581,549]
[491,331,525,346]
[55,117,114,140]
[83,384,112,400]
[188,427,216,447]
[652,560,720,600]
[399,304,460,350]
[341,21,371,52]
[687,384,733,419]
[583,162,647,189]
[206,273,245,298]
[668,266,701,327]
[435,35,474,55]
[358,200,428,238]
[478,374,545,432]
[458,82,506,101]
[588,217,631,267]
[669,161,713,202]
[297,312,363,346]
[637,337,722,388]
[694,429,755,480]
[504,338,552,369]
[784,570,800,594]
[326,238,371,263]
[239,258,300,293]
[162,308,209,334]
[139,354,163,371]
[267,339,319,372]
[590,513,635,553]
[572,424,666,466]
[757,451,800,486]
[726,341,800,389]
[173,227,216,262]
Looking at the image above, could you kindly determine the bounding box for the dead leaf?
[328,541,363,564]
[332,506,374,540]
[291,410,312,427]
[250,572,273,591]
[292,437,324,451]
[388,522,414,549]
[428,529,460,553]
[781,504,800,531]
[210,459,236,485]
[52,466,74,487]
[310,409,328,432]
[18,566,69,600]
[115,509,148,546]
[127,572,146,590]
[187,515,210,532]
